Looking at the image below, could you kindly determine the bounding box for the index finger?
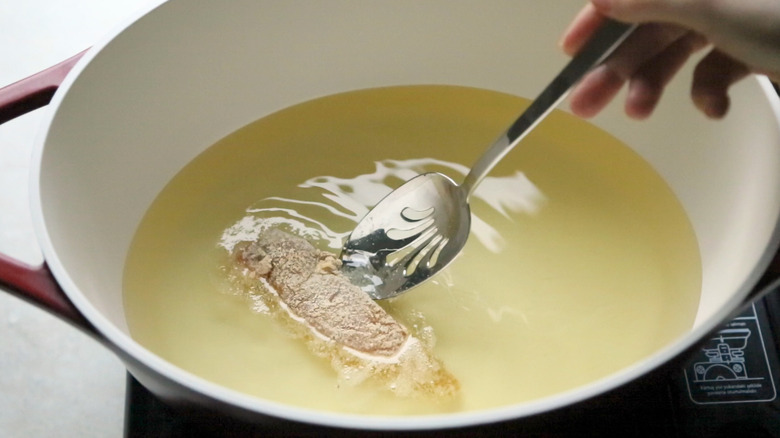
[560,4,608,56]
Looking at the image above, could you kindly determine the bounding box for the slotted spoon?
[341,20,636,299]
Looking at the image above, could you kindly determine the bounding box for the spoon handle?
[461,19,636,199]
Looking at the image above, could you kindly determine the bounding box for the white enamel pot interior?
[29,0,780,431]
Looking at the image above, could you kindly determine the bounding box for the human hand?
[560,0,780,119]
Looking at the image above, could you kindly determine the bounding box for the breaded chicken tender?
[230,228,459,398]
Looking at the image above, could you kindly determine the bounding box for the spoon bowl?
[341,173,469,299]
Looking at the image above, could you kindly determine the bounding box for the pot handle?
[0,50,96,334]
[0,50,86,125]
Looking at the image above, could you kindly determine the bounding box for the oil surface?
[123,85,701,415]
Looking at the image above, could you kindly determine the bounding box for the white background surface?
[0,1,152,436]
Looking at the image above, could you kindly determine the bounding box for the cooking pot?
[1,0,780,431]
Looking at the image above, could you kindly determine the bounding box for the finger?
[691,49,751,119]
[560,4,606,56]
[569,63,626,118]
[602,23,689,80]
[567,23,690,118]
[624,32,708,119]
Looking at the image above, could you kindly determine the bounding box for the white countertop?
[0,2,152,436]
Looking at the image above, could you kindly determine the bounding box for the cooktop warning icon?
[684,304,777,404]
[692,328,751,382]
